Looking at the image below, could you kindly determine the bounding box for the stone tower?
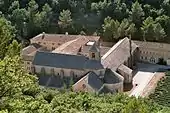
[89,42,100,60]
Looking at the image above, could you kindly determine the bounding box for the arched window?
[82,84,86,89]
[31,66,35,74]
[51,68,55,76]
[41,67,45,75]
[70,71,74,77]
[60,70,64,78]
[92,53,95,58]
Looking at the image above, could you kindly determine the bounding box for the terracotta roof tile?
[101,37,138,71]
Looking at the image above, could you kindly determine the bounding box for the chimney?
[42,32,45,39]
[65,32,68,35]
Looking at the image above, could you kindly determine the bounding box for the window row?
[140,56,156,63]
[40,68,78,78]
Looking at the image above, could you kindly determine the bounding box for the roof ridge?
[102,37,128,60]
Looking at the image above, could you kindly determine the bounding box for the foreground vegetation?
[150,71,170,107]
[0,56,169,113]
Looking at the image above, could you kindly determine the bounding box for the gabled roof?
[133,40,170,51]
[73,71,103,91]
[104,69,123,84]
[33,51,104,70]
[101,37,138,71]
[30,33,100,44]
[98,85,114,94]
[118,64,133,75]
[52,36,97,55]
[89,42,99,52]
[86,71,103,91]
[38,75,63,88]
[79,46,110,57]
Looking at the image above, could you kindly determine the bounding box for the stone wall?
[134,41,170,65]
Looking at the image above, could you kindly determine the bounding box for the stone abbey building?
[21,33,170,93]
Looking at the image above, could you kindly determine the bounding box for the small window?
[52,43,55,45]
[38,42,41,44]
[92,53,95,58]
[52,47,55,50]
[43,42,46,45]
[141,56,143,60]
[82,84,86,89]
[60,70,64,76]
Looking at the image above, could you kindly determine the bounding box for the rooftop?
[52,36,98,55]
[31,33,100,45]
[33,51,104,70]
[101,37,138,71]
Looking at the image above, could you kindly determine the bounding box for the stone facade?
[133,40,170,65]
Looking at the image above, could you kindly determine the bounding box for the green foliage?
[0,56,38,99]
[0,55,169,112]
[6,40,21,57]
[141,17,166,41]
[102,17,136,41]
[0,17,15,58]
[130,1,145,28]
[149,72,170,107]
[59,9,73,33]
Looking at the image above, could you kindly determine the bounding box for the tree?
[155,15,170,39]
[6,40,21,57]
[11,8,28,39]
[154,23,166,41]
[141,17,155,41]
[118,19,136,38]
[130,1,145,28]
[103,17,136,41]
[141,17,166,41]
[161,0,170,16]
[0,17,15,59]
[102,17,120,41]
[27,0,40,37]
[39,4,52,32]
[59,9,72,32]
[0,56,38,99]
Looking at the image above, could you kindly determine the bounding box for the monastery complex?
[21,33,170,96]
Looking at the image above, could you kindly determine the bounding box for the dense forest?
[0,0,170,42]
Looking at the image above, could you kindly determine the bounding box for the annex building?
[21,33,170,94]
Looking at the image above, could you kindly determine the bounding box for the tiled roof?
[21,45,38,55]
[52,36,96,55]
[101,37,138,71]
[38,75,63,88]
[104,69,123,84]
[79,46,110,57]
[89,42,99,52]
[133,40,170,51]
[74,71,103,91]
[86,72,103,91]
[98,85,114,94]
[32,51,104,70]
[118,64,133,75]
[31,33,100,45]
